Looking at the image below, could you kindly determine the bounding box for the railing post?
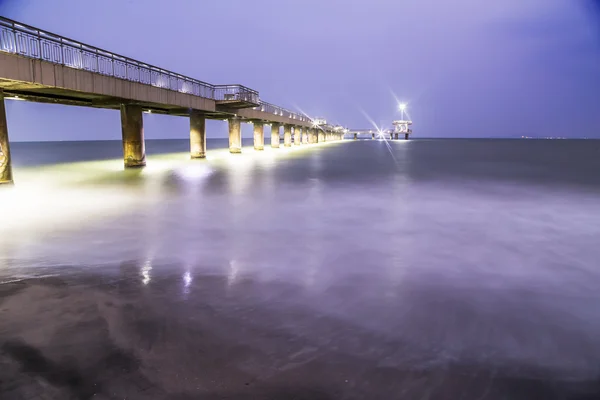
[36,30,41,59]
[60,38,64,65]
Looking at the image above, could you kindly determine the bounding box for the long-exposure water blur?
[1,138,600,399]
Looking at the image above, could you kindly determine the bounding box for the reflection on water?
[1,139,600,398]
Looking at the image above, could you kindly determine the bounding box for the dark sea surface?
[1,138,600,399]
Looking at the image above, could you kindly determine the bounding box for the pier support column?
[395,133,399,140]
[389,133,393,140]
[120,104,146,168]
[318,131,324,143]
[228,118,242,153]
[253,121,264,150]
[0,90,13,185]
[271,124,280,148]
[372,133,375,140]
[284,125,292,147]
[405,133,409,140]
[190,110,206,159]
[302,129,309,144]
[294,127,302,145]
[353,133,358,140]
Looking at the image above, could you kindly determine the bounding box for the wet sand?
[1,263,600,400]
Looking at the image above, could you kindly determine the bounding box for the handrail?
[0,16,312,123]
[0,16,216,99]
[255,100,309,123]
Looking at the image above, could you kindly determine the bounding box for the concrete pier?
[302,129,308,144]
[318,131,325,142]
[228,118,242,154]
[0,90,13,185]
[395,133,399,140]
[294,127,302,145]
[253,121,264,150]
[120,104,146,168]
[354,133,358,140]
[189,110,206,159]
[372,133,375,140]
[284,125,292,147]
[405,133,409,140]
[271,124,280,148]
[389,133,393,140]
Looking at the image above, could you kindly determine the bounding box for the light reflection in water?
[227,260,239,288]
[141,259,152,285]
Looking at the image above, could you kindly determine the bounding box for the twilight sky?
[1,0,599,140]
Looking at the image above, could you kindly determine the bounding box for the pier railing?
[0,16,310,122]
[0,17,216,99]
[254,101,309,123]
[214,84,259,106]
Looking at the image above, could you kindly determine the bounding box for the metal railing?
[0,16,216,98]
[254,101,309,123]
[0,16,312,122]
[214,84,259,104]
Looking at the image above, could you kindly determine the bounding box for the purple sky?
[1,0,600,140]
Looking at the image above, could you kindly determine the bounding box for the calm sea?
[1,138,600,399]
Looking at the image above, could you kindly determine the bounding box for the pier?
[347,104,414,141]
[0,17,345,184]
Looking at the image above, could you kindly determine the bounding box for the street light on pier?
[399,103,407,120]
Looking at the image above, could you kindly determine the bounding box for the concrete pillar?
[120,104,146,168]
[294,127,302,145]
[253,121,264,150]
[271,124,280,148]
[318,130,325,142]
[405,133,409,140]
[302,129,309,144]
[395,133,399,140]
[372,133,375,140]
[284,124,292,147]
[353,133,358,140]
[190,110,206,159]
[389,133,393,140]
[228,118,242,153]
[0,90,13,185]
